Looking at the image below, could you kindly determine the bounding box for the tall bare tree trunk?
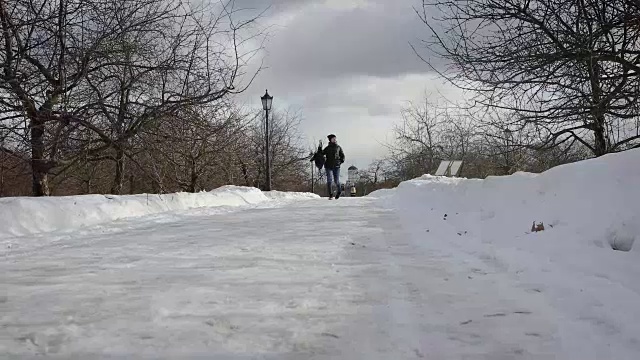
[0,153,5,196]
[188,158,197,193]
[240,163,251,186]
[30,119,50,196]
[593,115,607,156]
[589,61,608,157]
[128,173,135,194]
[111,148,125,194]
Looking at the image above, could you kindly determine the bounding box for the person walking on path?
[322,134,345,199]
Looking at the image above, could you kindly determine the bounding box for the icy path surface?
[2,198,560,359]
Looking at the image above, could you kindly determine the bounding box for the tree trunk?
[30,119,50,196]
[0,151,5,196]
[151,179,160,194]
[188,160,197,193]
[589,61,608,157]
[111,148,125,194]
[241,163,251,186]
[128,174,135,194]
[0,164,4,197]
[593,115,607,157]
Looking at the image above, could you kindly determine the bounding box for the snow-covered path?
[2,198,560,359]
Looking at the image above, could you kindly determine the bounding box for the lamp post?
[261,89,273,191]
[308,149,316,193]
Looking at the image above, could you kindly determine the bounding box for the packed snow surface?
[1,150,639,359]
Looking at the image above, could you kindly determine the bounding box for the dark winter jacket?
[322,143,345,169]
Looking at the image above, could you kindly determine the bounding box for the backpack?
[312,143,325,170]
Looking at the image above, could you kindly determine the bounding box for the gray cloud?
[232,0,320,15]
[232,0,461,168]
[302,85,396,117]
[265,1,431,81]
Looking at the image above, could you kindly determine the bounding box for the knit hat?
[327,134,336,140]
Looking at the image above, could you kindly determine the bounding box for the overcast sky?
[233,0,465,169]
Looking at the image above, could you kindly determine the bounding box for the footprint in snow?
[484,311,532,318]
[484,313,507,317]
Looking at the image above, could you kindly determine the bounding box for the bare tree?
[359,159,386,185]
[138,102,249,193]
[384,93,590,179]
[241,107,309,191]
[0,0,264,196]
[415,0,640,157]
[388,97,477,178]
[390,98,441,175]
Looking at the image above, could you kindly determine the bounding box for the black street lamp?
[261,89,273,191]
[309,150,315,193]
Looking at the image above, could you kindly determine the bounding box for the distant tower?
[347,166,358,196]
[347,165,358,184]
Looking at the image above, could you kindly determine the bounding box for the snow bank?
[0,186,318,239]
[372,149,640,358]
[264,190,320,201]
[372,149,640,256]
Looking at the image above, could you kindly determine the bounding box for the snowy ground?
[2,197,560,359]
[1,150,639,359]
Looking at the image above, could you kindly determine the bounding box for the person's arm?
[339,147,345,164]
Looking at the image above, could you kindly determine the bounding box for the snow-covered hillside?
[372,148,640,256]
[0,186,318,239]
[370,148,640,358]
